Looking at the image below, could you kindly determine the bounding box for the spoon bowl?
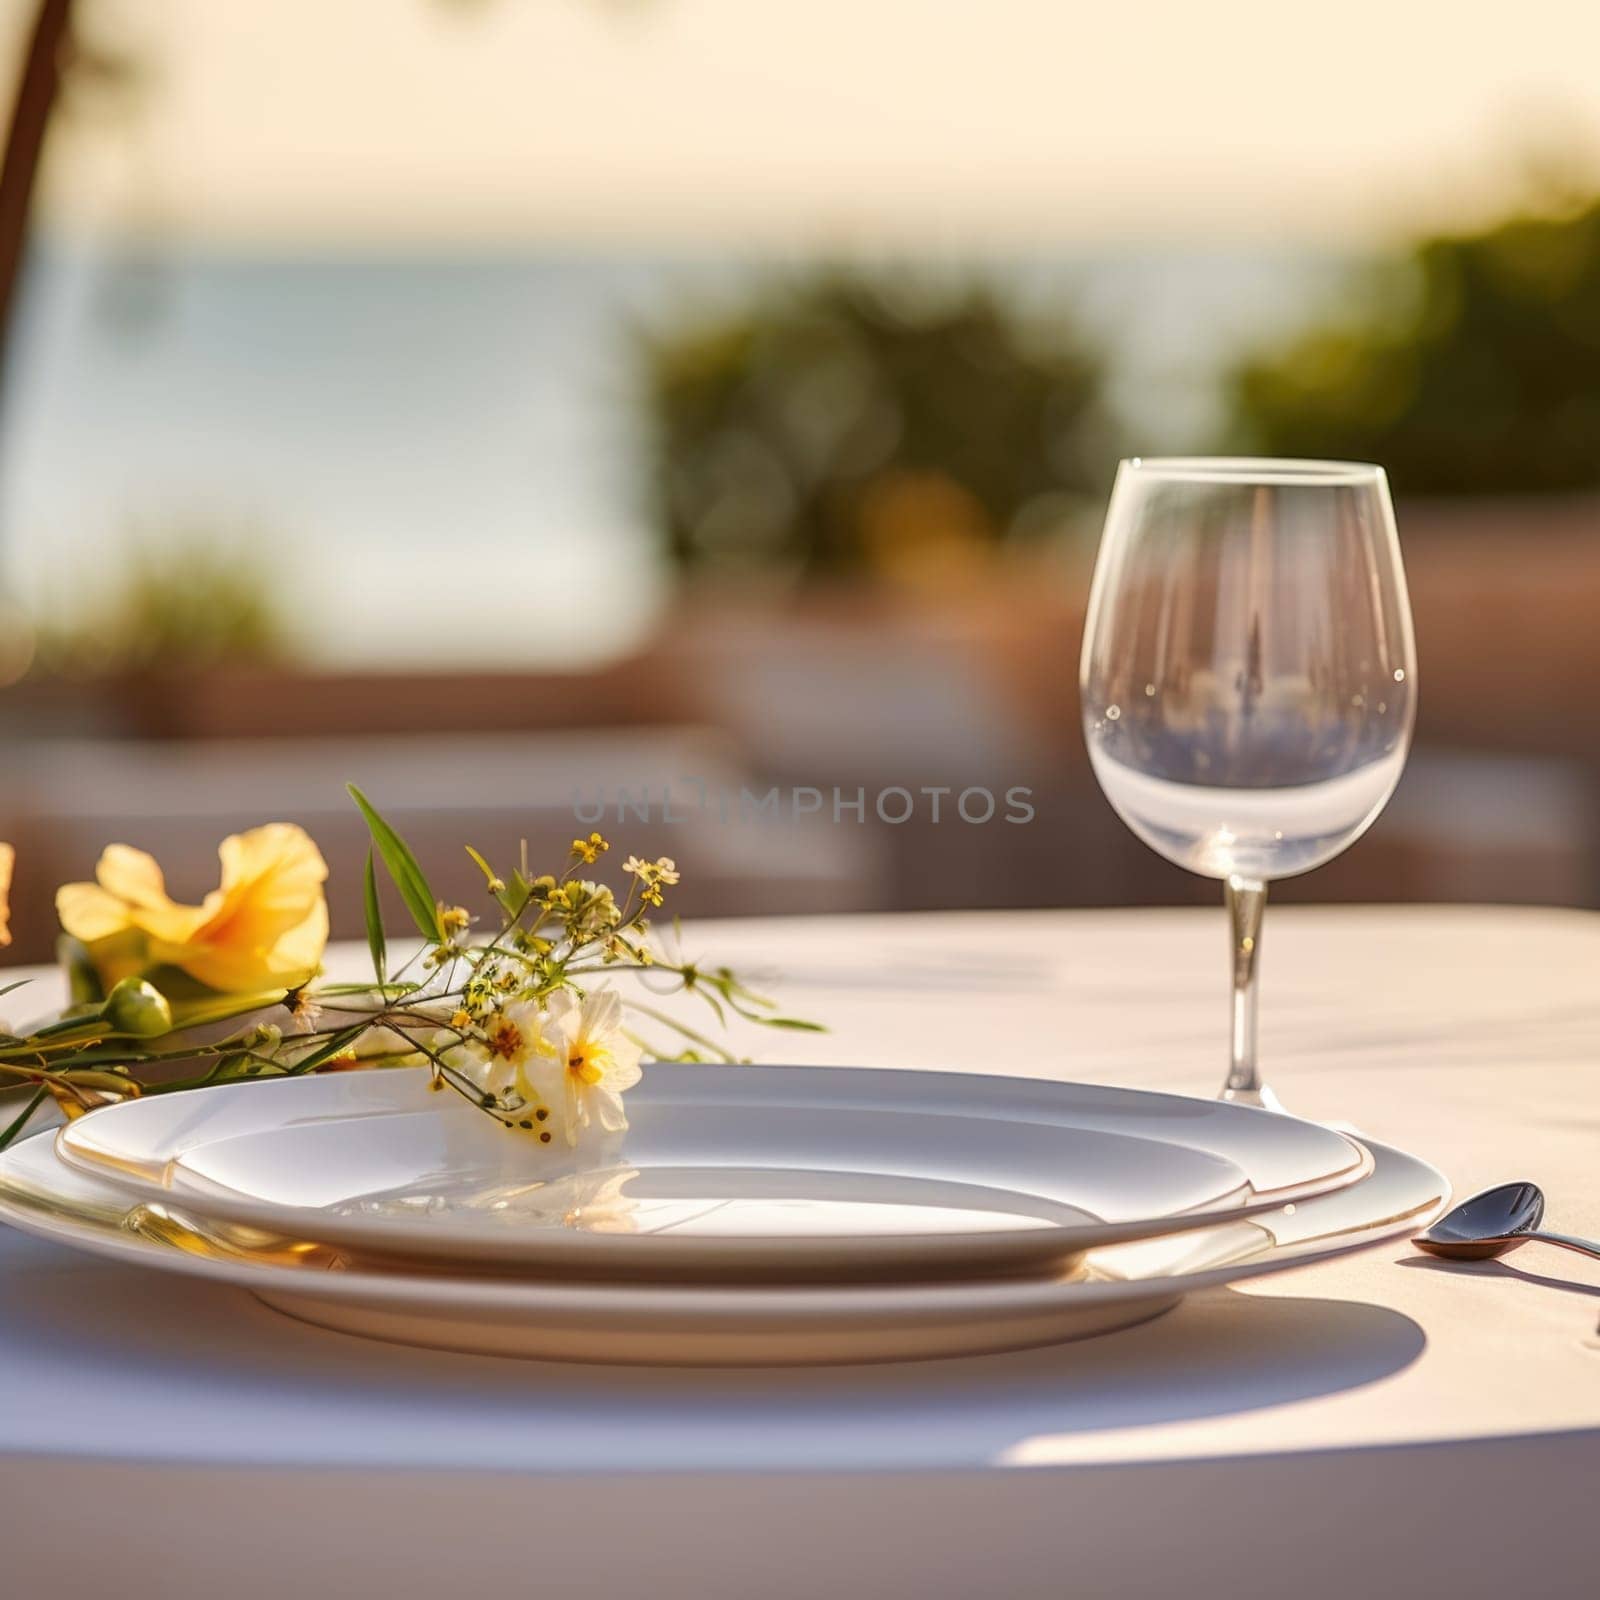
[1414,1181,1545,1261]
[1414,1180,1600,1267]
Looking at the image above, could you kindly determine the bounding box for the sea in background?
[0,243,1348,667]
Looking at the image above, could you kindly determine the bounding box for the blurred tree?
[31,528,287,677]
[640,274,1110,583]
[1228,197,1600,493]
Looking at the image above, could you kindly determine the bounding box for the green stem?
[0,1085,49,1150]
[622,1000,739,1063]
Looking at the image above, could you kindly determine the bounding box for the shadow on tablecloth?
[1398,1251,1600,1303]
[0,1234,1428,1471]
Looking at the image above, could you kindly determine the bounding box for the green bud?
[245,1021,283,1054]
[105,976,174,1037]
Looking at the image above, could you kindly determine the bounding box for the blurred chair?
[665,591,1128,911]
[1294,748,1596,907]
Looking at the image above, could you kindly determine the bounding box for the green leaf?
[758,1016,827,1032]
[286,1022,370,1075]
[150,1056,250,1092]
[0,1085,48,1150]
[693,984,728,1026]
[0,978,32,1002]
[499,870,532,919]
[31,1008,108,1040]
[347,784,443,943]
[195,1055,261,1086]
[466,845,522,918]
[165,988,289,1031]
[39,1048,142,1068]
[314,980,418,999]
[362,848,387,984]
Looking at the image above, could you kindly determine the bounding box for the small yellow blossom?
[604,934,655,966]
[439,904,473,935]
[422,940,469,971]
[0,841,12,947]
[551,880,620,937]
[621,854,678,909]
[570,832,610,865]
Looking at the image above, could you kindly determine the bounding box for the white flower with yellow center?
[435,998,554,1131]
[531,988,644,1148]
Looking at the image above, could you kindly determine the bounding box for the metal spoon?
[1413,1181,1600,1263]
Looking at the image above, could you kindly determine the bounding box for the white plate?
[0,1129,1446,1365]
[54,1067,1369,1279]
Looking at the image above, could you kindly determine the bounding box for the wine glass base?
[1220,1084,1363,1136]
[1219,1083,1287,1113]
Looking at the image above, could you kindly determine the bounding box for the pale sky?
[10,0,1600,250]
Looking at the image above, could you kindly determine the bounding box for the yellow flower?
[57,823,329,994]
[0,842,12,948]
[570,832,609,865]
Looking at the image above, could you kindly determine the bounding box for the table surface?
[3,905,1599,1595]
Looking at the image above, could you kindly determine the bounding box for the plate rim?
[0,1127,1448,1319]
[50,1065,1372,1272]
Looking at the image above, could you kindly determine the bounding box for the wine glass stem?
[1225,874,1268,1097]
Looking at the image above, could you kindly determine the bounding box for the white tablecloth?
[3,907,1598,1596]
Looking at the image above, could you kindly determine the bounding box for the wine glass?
[1079,459,1416,1108]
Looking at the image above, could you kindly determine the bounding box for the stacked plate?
[0,1064,1447,1364]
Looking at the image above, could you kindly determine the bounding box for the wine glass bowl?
[1080,458,1416,1105]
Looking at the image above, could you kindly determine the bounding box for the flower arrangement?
[0,786,817,1152]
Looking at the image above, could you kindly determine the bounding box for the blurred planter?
[1395,494,1600,758]
[0,659,696,742]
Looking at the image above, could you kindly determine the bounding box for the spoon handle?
[1529,1229,1600,1263]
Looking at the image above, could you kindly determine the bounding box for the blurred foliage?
[640,272,1111,582]
[1228,196,1600,493]
[31,528,286,677]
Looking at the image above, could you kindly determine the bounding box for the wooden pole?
[0,0,73,397]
